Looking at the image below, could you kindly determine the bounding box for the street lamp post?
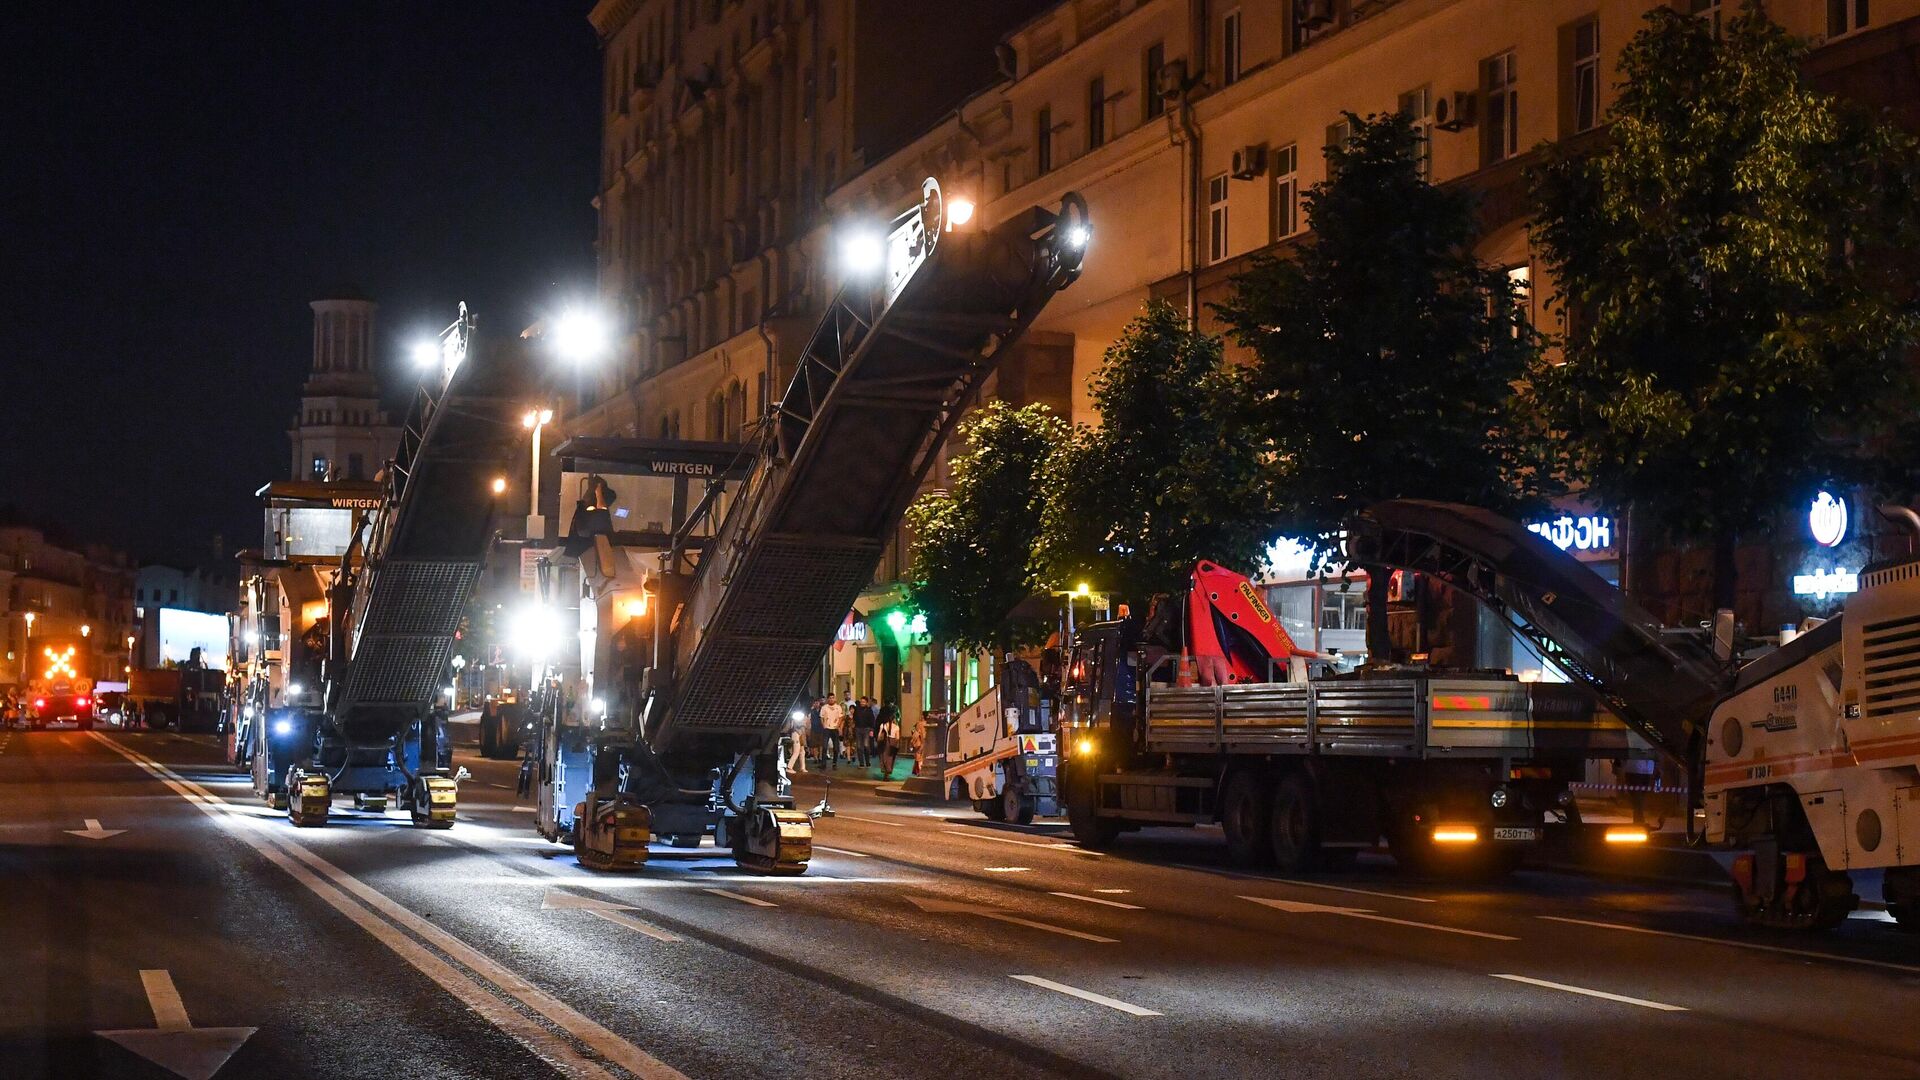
[523,407,555,541]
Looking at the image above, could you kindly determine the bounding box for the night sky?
[0,3,601,566]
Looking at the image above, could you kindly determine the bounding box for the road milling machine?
[245,308,536,828]
[524,180,1089,874]
[1349,499,1920,930]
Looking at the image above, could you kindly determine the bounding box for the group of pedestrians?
[785,694,903,776]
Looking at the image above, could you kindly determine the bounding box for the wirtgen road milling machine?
[1340,499,1920,930]
[247,308,537,829]
[521,180,1089,875]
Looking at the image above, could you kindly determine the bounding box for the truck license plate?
[1492,827,1539,842]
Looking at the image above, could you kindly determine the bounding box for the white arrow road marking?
[1490,973,1687,1012]
[1010,975,1161,1016]
[908,895,1119,943]
[542,890,682,943]
[95,969,256,1080]
[66,818,126,840]
[1538,915,1920,975]
[1050,891,1145,911]
[703,888,777,907]
[93,732,685,1080]
[1241,896,1517,940]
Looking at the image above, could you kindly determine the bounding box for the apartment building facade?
[584,0,1920,712]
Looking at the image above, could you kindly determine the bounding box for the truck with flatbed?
[1059,559,1638,874]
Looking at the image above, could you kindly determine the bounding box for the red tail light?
[76,697,90,707]
[34,698,46,708]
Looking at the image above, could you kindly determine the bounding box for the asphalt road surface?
[5,729,1920,1080]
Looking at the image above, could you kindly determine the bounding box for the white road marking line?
[811,845,871,858]
[1171,863,1433,902]
[1489,973,1687,1012]
[833,814,907,827]
[92,733,685,1080]
[947,827,1100,855]
[1241,896,1517,940]
[908,896,1119,943]
[1538,915,1920,975]
[703,888,777,907]
[512,806,536,813]
[1011,975,1161,1017]
[1093,888,1131,894]
[983,866,1032,873]
[487,782,513,789]
[542,889,683,943]
[1050,891,1145,910]
[139,969,192,1031]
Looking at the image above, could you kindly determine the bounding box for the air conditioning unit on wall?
[1230,144,1268,180]
[1434,90,1478,132]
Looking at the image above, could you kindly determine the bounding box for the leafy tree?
[1216,111,1548,656]
[1036,301,1271,605]
[905,400,1066,655]
[1527,2,1920,610]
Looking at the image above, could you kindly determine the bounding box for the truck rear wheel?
[1221,771,1271,868]
[1268,773,1321,872]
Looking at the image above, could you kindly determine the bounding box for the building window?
[1221,9,1242,86]
[1143,42,1166,121]
[1568,17,1600,135]
[1504,264,1534,337]
[347,453,364,480]
[1271,144,1299,239]
[1828,0,1869,36]
[1689,0,1722,37]
[1207,172,1229,263]
[1325,117,1353,177]
[1482,50,1519,166]
[1398,85,1433,179]
[311,456,327,480]
[1086,76,1106,150]
[1035,107,1053,175]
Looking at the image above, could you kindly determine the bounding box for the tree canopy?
[1527,2,1920,602]
[905,400,1066,654]
[1216,109,1551,575]
[1036,301,1271,604]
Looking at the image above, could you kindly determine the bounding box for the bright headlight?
[272,718,294,736]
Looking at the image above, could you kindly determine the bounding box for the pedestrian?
[785,704,809,774]
[807,698,827,766]
[819,696,845,770]
[852,696,877,768]
[877,702,901,778]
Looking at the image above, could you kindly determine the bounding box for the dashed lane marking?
[831,814,907,828]
[703,888,777,908]
[1010,975,1161,1017]
[1050,891,1145,911]
[983,866,1032,873]
[811,845,871,858]
[1537,915,1920,975]
[1489,973,1687,1012]
[1171,863,1434,903]
[946,827,1101,856]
